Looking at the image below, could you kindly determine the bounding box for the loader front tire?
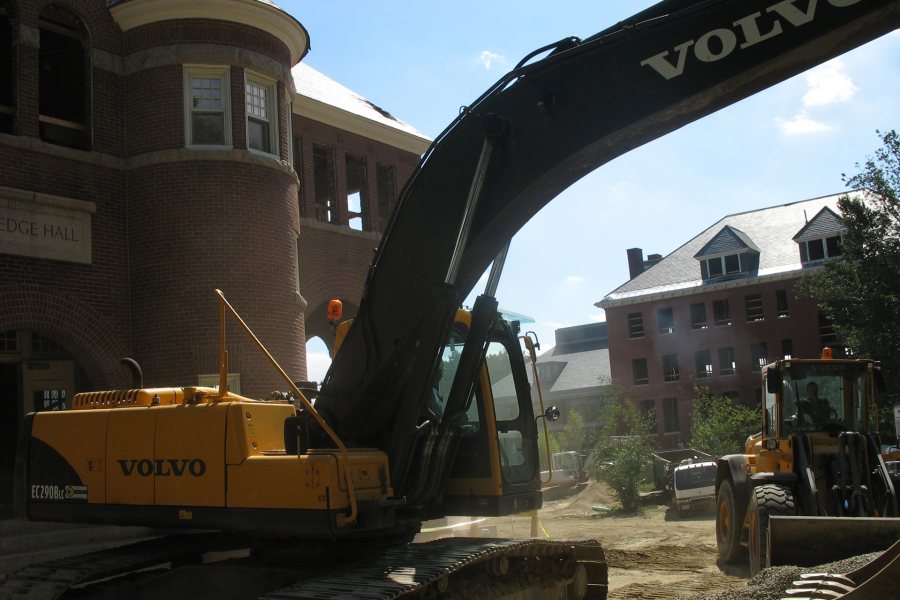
[748,484,795,576]
[716,480,743,564]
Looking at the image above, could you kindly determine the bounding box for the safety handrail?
[522,333,553,486]
[214,289,358,527]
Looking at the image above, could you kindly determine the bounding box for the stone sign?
[0,187,94,264]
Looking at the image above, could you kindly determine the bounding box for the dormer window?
[701,253,745,279]
[793,207,845,265]
[798,235,842,263]
[694,225,759,281]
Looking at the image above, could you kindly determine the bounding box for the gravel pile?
[684,553,881,600]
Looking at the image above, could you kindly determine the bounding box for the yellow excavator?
[715,351,900,578]
[9,0,900,598]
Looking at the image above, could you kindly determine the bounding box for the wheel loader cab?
[763,360,877,439]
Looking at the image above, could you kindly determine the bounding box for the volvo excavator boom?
[314,0,900,501]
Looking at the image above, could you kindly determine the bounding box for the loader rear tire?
[748,484,795,576]
[716,480,743,564]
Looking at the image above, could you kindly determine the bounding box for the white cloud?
[802,59,858,107]
[478,50,507,70]
[564,275,587,285]
[775,112,831,135]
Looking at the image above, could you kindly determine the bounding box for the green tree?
[588,391,655,512]
[799,130,900,409]
[689,387,759,457]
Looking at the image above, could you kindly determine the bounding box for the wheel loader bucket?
[782,539,900,599]
[768,516,900,568]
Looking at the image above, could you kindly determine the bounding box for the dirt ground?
[459,482,749,599]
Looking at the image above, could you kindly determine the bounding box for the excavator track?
[0,535,607,600]
[264,537,607,599]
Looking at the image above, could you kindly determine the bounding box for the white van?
[673,460,717,516]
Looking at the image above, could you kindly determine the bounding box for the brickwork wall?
[126,161,302,396]
[0,146,130,391]
[125,65,184,154]
[605,277,824,448]
[293,116,422,350]
[1,0,425,397]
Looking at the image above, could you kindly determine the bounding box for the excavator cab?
[440,313,543,517]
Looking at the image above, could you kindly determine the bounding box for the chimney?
[645,254,663,269]
[627,248,645,279]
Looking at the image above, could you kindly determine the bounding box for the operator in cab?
[796,381,833,429]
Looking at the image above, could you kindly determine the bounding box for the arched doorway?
[0,330,90,514]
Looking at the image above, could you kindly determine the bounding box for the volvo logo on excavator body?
[641,0,863,80]
[117,458,207,477]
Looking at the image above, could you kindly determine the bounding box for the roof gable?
[792,206,845,241]
[693,225,760,258]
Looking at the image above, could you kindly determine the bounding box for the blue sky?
[278,1,900,382]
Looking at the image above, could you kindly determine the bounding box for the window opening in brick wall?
[694,349,712,379]
[632,358,649,386]
[641,399,657,433]
[718,347,736,376]
[39,7,89,149]
[31,333,64,355]
[745,293,764,322]
[713,299,731,326]
[627,312,644,338]
[750,342,768,372]
[776,289,789,318]
[376,163,396,230]
[657,307,674,334]
[819,311,837,346]
[346,154,368,231]
[293,136,306,216]
[185,66,231,147]
[0,4,13,134]
[663,397,679,433]
[781,338,793,359]
[246,73,276,155]
[690,303,708,329]
[662,353,679,382]
[312,145,337,224]
[0,330,17,353]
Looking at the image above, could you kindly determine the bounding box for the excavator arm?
[314,0,900,496]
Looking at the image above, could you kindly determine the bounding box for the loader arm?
[314,0,900,496]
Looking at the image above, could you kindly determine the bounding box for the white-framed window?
[798,235,842,264]
[701,252,745,279]
[184,65,231,148]
[245,72,277,156]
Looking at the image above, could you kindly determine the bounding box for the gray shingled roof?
[491,344,611,402]
[694,225,760,258]
[291,62,429,140]
[538,347,611,394]
[599,192,857,306]
[793,206,845,241]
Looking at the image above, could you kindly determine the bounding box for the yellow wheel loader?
[715,352,900,580]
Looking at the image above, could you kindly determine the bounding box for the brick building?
[0,0,428,509]
[597,194,851,448]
